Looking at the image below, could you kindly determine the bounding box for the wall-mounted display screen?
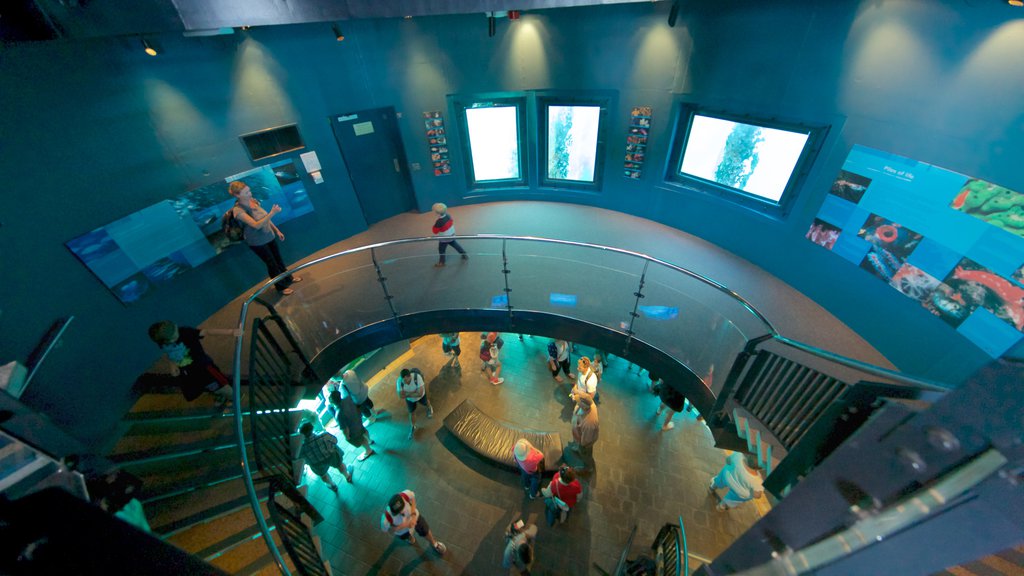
[465,105,521,181]
[806,145,1024,358]
[679,114,810,203]
[546,104,601,182]
[67,159,312,305]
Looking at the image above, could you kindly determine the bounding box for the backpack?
[547,342,558,359]
[222,208,244,242]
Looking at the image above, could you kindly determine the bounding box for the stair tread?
[131,447,250,501]
[148,477,253,534]
[167,501,271,559]
[112,416,249,459]
[209,528,296,575]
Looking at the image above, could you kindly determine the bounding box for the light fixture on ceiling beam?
[1009,0,1023,6]
[332,23,344,41]
[142,38,158,56]
[487,12,496,37]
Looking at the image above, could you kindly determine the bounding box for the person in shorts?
[380,489,447,555]
[396,368,433,440]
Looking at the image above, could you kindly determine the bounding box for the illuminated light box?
[547,104,601,182]
[490,294,509,308]
[465,105,520,181]
[638,305,679,320]
[549,293,578,307]
[679,114,810,203]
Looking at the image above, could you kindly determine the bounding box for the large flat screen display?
[679,114,810,203]
[547,104,601,183]
[465,105,521,181]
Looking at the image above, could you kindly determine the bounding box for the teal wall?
[1,0,1021,449]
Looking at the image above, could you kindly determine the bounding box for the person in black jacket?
[147,321,236,408]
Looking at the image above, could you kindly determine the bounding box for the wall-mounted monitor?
[539,97,608,190]
[240,124,305,162]
[454,96,528,189]
[668,107,827,216]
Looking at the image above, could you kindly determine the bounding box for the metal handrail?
[230,234,951,575]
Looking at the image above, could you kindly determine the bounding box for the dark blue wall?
[1,0,1021,449]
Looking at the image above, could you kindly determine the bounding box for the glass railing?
[229,234,947,575]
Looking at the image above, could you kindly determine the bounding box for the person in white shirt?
[380,489,447,555]
[570,357,599,404]
[709,452,765,511]
[396,368,433,440]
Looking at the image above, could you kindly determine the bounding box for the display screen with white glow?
[546,105,601,182]
[679,114,810,203]
[466,106,521,181]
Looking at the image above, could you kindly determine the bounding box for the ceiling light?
[332,24,344,41]
[1009,0,1024,6]
[142,38,158,56]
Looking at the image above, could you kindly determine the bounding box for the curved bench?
[443,398,563,472]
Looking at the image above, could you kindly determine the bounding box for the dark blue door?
[330,106,417,225]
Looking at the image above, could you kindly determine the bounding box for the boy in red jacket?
[431,203,468,267]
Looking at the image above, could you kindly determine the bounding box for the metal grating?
[734,350,849,450]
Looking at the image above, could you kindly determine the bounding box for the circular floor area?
[304,333,765,575]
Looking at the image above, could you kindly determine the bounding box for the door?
[330,106,418,226]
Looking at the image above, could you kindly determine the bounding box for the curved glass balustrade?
[229,235,945,576]
[258,236,773,395]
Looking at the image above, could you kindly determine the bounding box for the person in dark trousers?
[328,390,376,461]
[431,202,468,267]
[229,180,301,295]
[147,321,235,408]
[380,489,447,555]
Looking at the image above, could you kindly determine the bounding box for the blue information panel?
[67,159,313,304]
[806,145,1024,357]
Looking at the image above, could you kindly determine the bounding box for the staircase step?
[110,437,253,467]
[147,477,254,535]
[111,415,250,460]
[130,446,251,501]
[208,527,296,575]
[167,500,271,559]
[125,407,250,423]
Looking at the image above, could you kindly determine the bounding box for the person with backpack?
[549,340,574,383]
[480,332,504,385]
[396,367,433,440]
[228,180,300,295]
[380,489,447,555]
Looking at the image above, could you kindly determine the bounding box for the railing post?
[623,260,649,356]
[501,239,514,324]
[371,247,401,325]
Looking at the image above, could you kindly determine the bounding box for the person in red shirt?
[430,203,468,267]
[541,466,582,526]
[513,439,545,499]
